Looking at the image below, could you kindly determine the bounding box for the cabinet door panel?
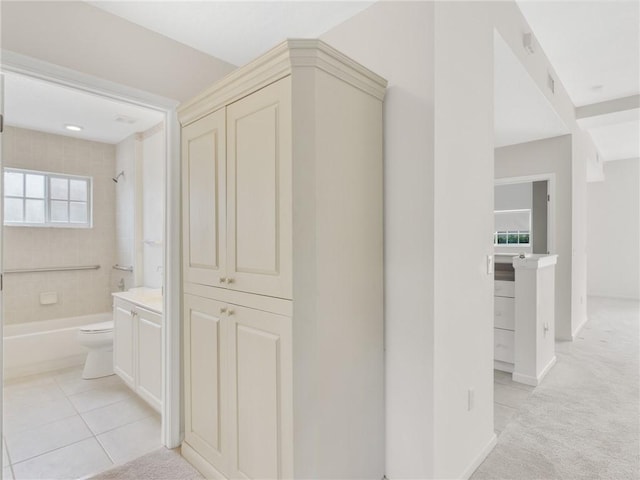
[113,301,135,387]
[136,309,162,411]
[182,109,226,287]
[226,78,292,299]
[184,294,228,472]
[228,305,293,479]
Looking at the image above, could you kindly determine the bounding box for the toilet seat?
[80,321,114,334]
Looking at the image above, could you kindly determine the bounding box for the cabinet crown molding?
[178,39,388,126]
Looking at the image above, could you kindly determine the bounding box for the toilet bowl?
[78,321,114,379]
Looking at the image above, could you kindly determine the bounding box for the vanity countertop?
[113,287,162,314]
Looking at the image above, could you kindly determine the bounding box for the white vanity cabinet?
[113,299,136,387]
[180,40,386,480]
[113,295,162,412]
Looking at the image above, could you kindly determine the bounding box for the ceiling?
[4,73,165,144]
[517,0,640,162]
[517,0,639,107]
[89,1,376,66]
[494,32,569,148]
[4,1,636,158]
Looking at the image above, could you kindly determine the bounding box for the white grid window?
[494,209,531,246]
[3,168,92,228]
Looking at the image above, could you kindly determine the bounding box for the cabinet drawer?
[494,296,515,330]
[494,328,514,364]
[494,280,515,298]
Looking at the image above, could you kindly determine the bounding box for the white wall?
[115,135,137,290]
[3,126,116,324]
[587,158,640,299]
[1,1,236,102]
[495,135,574,340]
[323,1,496,477]
[495,183,532,210]
[322,2,437,476]
[141,124,165,288]
[432,3,495,477]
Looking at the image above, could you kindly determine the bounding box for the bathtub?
[3,312,111,379]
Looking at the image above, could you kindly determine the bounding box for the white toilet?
[78,321,115,379]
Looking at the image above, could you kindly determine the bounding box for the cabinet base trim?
[181,442,227,480]
[513,356,557,386]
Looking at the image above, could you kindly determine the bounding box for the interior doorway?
[0,54,181,479]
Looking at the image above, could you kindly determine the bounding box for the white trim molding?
[178,39,388,125]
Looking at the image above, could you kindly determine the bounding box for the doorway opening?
[0,55,180,479]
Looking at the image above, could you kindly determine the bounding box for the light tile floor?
[493,369,535,435]
[2,366,161,480]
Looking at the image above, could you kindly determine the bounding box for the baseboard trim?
[571,315,589,340]
[513,356,557,386]
[181,442,227,480]
[461,433,497,479]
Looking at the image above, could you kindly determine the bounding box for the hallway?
[473,296,640,479]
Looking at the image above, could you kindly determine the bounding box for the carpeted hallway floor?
[473,296,640,479]
[92,297,639,480]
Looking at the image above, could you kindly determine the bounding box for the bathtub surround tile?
[81,396,157,435]
[11,438,112,480]
[5,416,93,464]
[2,126,116,326]
[67,384,133,413]
[97,416,162,464]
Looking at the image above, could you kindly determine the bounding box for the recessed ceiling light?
[591,85,604,91]
[65,124,83,132]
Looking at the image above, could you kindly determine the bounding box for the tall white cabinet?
[179,39,386,480]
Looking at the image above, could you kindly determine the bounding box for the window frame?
[3,167,93,228]
[493,208,531,247]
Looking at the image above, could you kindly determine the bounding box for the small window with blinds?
[494,209,531,246]
[3,168,92,228]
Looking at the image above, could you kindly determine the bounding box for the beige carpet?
[90,448,203,480]
[472,296,640,479]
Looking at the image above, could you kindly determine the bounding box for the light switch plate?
[486,254,494,275]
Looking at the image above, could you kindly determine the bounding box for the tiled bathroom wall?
[141,123,165,289]
[114,124,165,291]
[2,126,116,324]
[114,134,137,291]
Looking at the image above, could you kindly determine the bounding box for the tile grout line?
[59,374,118,469]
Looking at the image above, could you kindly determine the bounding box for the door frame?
[494,173,557,255]
[0,51,183,448]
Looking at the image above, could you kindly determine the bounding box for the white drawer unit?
[494,328,515,364]
[494,296,515,331]
[494,280,515,298]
